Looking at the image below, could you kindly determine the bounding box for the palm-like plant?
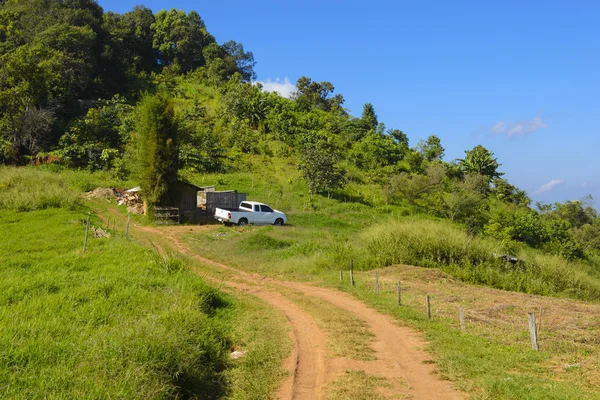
[458,145,504,179]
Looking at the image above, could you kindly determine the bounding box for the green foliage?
[363,219,600,299]
[383,164,443,206]
[134,93,179,206]
[440,173,487,222]
[151,9,215,73]
[458,144,503,180]
[492,177,531,206]
[416,135,445,161]
[360,103,378,131]
[349,131,406,171]
[293,76,344,113]
[298,138,346,195]
[242,232,292,250]
[59,95,133,170]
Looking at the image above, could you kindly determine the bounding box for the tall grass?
[0,167,79,211]
[363,219,600,300]
[0,208,233,398]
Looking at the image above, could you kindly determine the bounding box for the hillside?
[3,1,600,399]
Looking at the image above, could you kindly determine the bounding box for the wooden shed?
[163,182,247,224]
[205,190,247,216]
[171,181,204,223]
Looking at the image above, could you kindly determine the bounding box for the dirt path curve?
[97,210,463,400]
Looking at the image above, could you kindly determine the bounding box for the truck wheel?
[274,218,284,226]
[238,218,248,226]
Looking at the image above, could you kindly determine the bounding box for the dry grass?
[325,370,406,400]
[278,287,376,361]
[353,264,600,392]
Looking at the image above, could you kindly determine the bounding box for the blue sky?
[98,0,600,206]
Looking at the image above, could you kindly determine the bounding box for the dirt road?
[100,212,464,400]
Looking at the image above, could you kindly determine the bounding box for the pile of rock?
[117,187,144,215]
[83,186,144,215]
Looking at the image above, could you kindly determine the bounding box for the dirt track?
[99,212,464,400]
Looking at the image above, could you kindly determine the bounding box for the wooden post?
[350,260,355,286]
[126,214,131,239]
[375,271,379,294]
[396,281,401,305]
[426,295,431,320]
[340,270,343,281]
[528,312,539,351]
[459,306,466,332]
[538,305,543,337]
[83,215,90,252]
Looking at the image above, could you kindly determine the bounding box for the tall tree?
[151,9,215,72]
[361,103,378,131]
[135,93,179,211]
[458,145,503,180]
[293,76,344,112]
[416,135,445,161]
[298,138,346,195]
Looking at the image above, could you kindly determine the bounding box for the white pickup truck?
[214,201,287,226]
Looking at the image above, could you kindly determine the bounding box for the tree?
[441,174,487,222]
[151,9,215,72]
[383,164,444,205]
[293,76,344,112]
[298,139,346,195]
[416,135,444,161]
[458,145,503,180]
[389,129,408,147]
[135,93,179,211]
[349,131,406,171]
[492,178,530,206]
[361,103,377,131]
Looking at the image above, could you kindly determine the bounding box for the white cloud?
[490,115,547,137]
[536,179,565,193]
[256,77,295,98]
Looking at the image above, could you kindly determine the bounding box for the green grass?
[0,166,79,211]
[0,204,289,399]
[362,219,600,300]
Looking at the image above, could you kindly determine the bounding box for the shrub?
[362,218,600,300]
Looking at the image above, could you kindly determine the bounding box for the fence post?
[340,270,343,281]
[83,215,90,252]
[375,271,379,294]
[350,260,355,286]
[459,306,466,332]
[396,281,401,305]
[426,295,431,320]
[538,305,543,337]
[126,214,131,239]
[527,312,539,351]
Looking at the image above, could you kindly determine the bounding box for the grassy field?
[5,164,600,399]
[0,167,290,399]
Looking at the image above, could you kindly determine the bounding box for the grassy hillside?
[181,158,600,301]
[0,168,289,399]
